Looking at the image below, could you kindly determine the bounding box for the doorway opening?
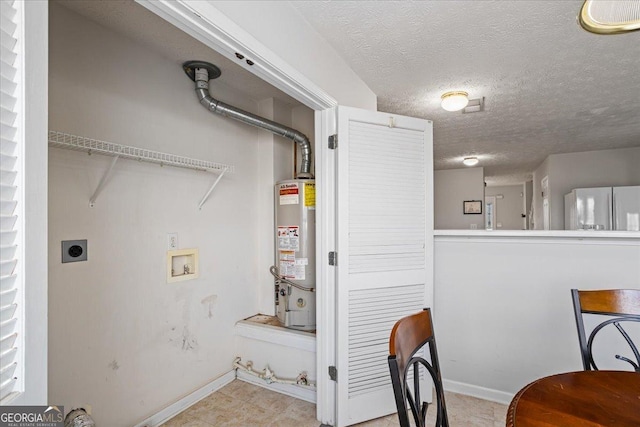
[485,196,496,230]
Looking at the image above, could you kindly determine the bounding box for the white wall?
[485,185,524,230]
[209,1,377,110]
[434,168,484,229]
[48,5,265,425]
[434,233,640,402]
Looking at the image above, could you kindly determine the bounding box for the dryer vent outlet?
[62,239,88,263]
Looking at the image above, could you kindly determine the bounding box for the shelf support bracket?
[198,168,227,210]
[89,155,120,207]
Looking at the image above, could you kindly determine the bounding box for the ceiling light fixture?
[441,91,469,112]
[463,157,479,166]
[579,0,640,34]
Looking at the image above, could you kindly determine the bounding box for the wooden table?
[506,371,640,426]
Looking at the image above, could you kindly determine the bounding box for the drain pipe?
[234,357,315,388]
[64,409,95,427]
[183,61,313,179]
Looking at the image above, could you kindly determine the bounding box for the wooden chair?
[571,289,640,371]
[388,308,448,427]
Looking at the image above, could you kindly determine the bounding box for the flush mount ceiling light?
[463,157,479,166]
[441,91,469,112]
[579,0,640,34]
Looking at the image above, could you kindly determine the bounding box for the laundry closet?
[48,1,316,425]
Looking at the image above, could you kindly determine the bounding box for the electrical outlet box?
[62,240,88,263]
[167,233,178,250]
[167,248,199,283]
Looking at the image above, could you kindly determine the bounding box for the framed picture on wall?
[463,200,483,214]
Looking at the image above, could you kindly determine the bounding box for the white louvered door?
[0,0,21,402]
[335,107,433,426]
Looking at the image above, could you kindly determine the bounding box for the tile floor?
[161,380,508,427]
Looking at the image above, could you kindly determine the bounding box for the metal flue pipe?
[184,61,313,179]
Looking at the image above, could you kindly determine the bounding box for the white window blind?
[0,0,22,403]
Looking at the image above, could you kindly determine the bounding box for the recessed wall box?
[62,240,88,263]
[167,248,199,283]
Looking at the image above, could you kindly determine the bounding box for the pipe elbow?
[298,136,312,152]
[292,133,313,178]
[291,132,310,151]
[196,88,218,112]
[191,81,313,177]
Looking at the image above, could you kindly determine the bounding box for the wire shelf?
[49,130,234,209]
[48,131,234,173]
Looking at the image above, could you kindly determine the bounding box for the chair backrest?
[571,289,640,371]
[388,308,448,427]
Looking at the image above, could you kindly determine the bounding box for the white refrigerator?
[564,186,640,231]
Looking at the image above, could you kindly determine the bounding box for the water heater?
[273,179,316,331]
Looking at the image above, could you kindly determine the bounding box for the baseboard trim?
[133,370,236,427]
[443,379,514,406]
[236,370,317,404]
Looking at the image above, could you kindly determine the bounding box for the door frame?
[135,1,339,423]
[485,196,496,230]
[541,175,550,230]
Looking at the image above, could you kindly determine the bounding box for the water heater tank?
[274,179,316,331]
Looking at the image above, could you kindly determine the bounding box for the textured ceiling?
[291,0,640,184]
[55,1,640,185]
[54,0,302,108]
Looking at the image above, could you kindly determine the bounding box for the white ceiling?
[290,0,640,184]
[56,1,640,185]
[54,0,302,107]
